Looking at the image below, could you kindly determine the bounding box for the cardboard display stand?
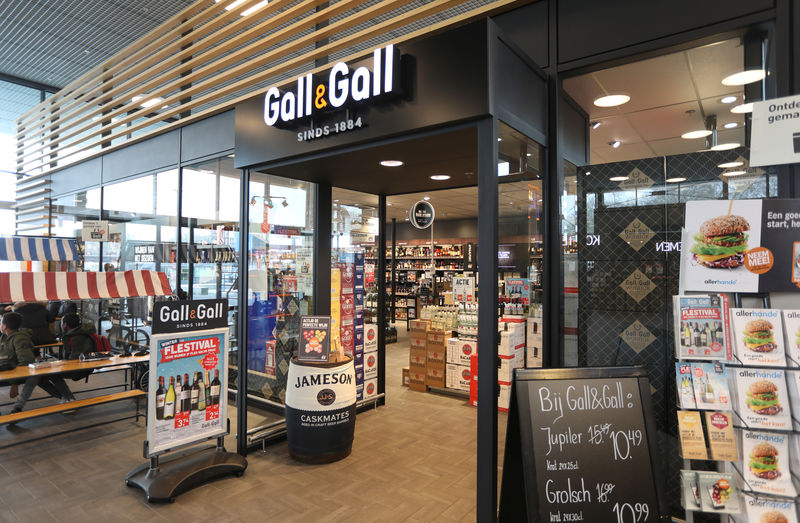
[498,366,668,522]
[126,299,246,503]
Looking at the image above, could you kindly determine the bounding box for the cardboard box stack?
[498,320,525,411]
[446,337,475,392]
[408,319,429,391]
[526,312,543,368]
[426,329,451,389]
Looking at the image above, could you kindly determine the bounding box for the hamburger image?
[746,380,782,416]
[750,443,780,480]
[743,319,777,353]
[690,214,750,268]
[761,510,789,523]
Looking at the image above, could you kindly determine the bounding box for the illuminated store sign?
[263,44,401,128]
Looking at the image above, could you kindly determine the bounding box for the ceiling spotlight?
[718,161,744,168]
[722,69,766,86]
[591,121,602,129]
[430,175,450,181]
[497,137,503,142]
[423,196,430,201]
[387,203,392,206]
[720,95,737,104]
[380,160,403,167]
[609,176,629,182]
[585,171,591,176]
[681,130,712,139]
[722,170,747,177]
[731,103,753,114]
[593,94,630,107]
[281,199,289,208]
[666,177,687,183]
[610,141,621,148]
[723,122,739,129]
[333,199,339,202]
[710,142,740,151]
[526,153,532,157]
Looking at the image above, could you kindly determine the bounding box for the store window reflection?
[100,170,178,352]
[245,172,314,429]
[51,189,101,272]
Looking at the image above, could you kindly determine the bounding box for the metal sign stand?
[125,419,246,503]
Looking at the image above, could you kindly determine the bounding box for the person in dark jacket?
[0,312,74,415]
[7,301,56,346]
[61,313,95,360]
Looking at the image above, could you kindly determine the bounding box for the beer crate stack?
[408,319,429,391]
[426,328,451,389]
[468,320,525,411]
[526,310,543,368]
[446,337,475,393]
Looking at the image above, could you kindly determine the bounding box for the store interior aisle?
[0,331,506,521]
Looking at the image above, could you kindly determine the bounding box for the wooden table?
[0,354,148,381]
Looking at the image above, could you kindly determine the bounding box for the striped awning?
[0,271,172,303]
[0,236,79,261]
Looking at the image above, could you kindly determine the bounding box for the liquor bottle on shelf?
[174,375,183,415]
[191,373,199,410]
[182,373,191,411]
[164,376,176,420]
[198,372,207,411]
[156,376,166,420]
[210,369,221,406]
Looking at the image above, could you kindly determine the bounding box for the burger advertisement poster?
[682,199,800,293]
[744,495,798,523]
[785,370,800,430]
[782,310,800,366]
[733,369,791,430]
[740,430,797,498]
[731,308,787,367]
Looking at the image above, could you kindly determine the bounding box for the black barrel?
[285,357,356,463]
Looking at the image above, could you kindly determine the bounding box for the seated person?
[0,312,75,415]
[5,301,56,346]
[60,313,95,360]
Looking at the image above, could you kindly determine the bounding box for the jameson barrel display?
[285,357,357,463]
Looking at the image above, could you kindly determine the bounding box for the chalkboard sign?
[499,366,667,522]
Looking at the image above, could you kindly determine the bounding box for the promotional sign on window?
[81,220,109,242]
[299,316,331,363]
[148,327,228,455]
[410,201,435,229]
[749,94,800,167]
[681,199,800,293]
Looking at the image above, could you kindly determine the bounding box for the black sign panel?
[152,299,229,334]
[298,316,332,363]
[410,201,435,229]
[499,366,667,523]
[463,242,476,271]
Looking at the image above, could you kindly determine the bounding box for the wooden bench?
[0,389,145,425]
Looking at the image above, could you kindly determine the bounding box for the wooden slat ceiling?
[14,0,526,176]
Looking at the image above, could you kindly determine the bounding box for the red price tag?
[205,404,220,421]
[174,410,190,429]
[202,352,218,370]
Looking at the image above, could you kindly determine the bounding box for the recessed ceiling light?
[423,196,430,201]
[723,122,738,129]
[593,94,630,107]
[591,121,602,129]
[404,218,409,221]
[718,161,744,168]
[333,199,339,202]
[722,170,747,177]
[430,175,450,181]
[720,95,737,104]
[380,160,403,167]
[666,177,687,183]
[585,171,591,176]
[610,141,621,148]
[722,69,766,86]
[681,130,712,139]
[386,203,392,206]
[497,137,503,142]
[731,103,753,114]
[526,153,532,157]
[609,176,629,182]
[710,142,740,151]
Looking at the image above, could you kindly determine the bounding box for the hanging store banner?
[681,199,800,292]
[750,94,800,167]
[148,326,229,456]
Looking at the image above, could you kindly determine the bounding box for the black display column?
[476,117,499,522]
[313,183,332,315]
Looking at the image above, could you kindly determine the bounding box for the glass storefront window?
[51,189,102,272]
[245,172,315,429]
[100,170,179,352]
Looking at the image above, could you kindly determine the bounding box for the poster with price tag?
[147,327,228,455]
[499,366,665,522]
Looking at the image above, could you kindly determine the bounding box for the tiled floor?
[0,327,507,521]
